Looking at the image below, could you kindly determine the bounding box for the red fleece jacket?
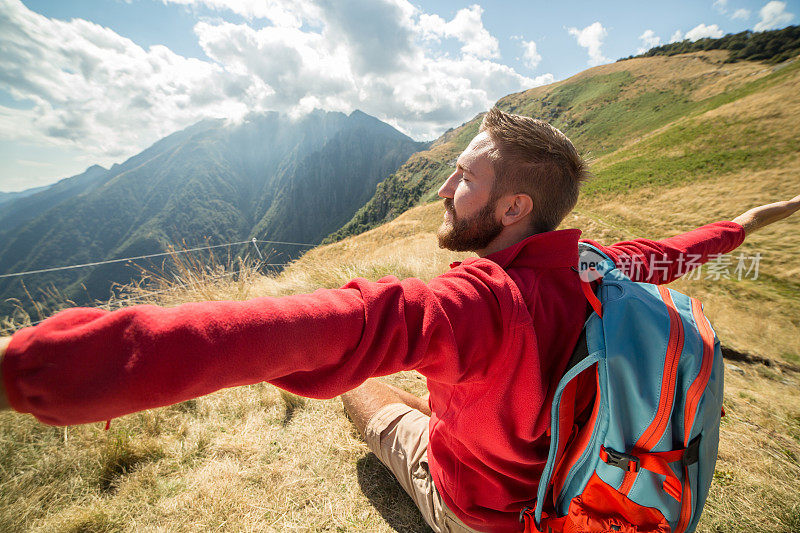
[2,221,745,532]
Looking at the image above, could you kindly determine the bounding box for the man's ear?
[499,193,534,227]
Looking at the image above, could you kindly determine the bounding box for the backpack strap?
[579,273,603,318]
[599,436,702,503]
[565,329,589,374]
[577,242,612,265]
[576,243,615,318]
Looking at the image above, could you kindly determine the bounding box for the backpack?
[520,243,724,533]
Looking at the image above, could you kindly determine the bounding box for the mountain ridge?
[0,109,426,314]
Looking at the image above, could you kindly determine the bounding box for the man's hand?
[0,336,10,411]
[732,195,800,236]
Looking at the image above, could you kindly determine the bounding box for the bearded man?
[1,108,798,532]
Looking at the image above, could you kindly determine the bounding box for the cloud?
[190,0,535,138]
[567,22,608,66]
[684,23,724,41]
[669,30,684,43]
[754,1,795,31]
[415,4,500,59]
[161,0,317,27]
[16,159,56,168]
[713,0,728,14]
[0,0,554,163]
[731,8,751,20]
[637,29,661,54]
[0,0,244,162]
[519,39,542,69]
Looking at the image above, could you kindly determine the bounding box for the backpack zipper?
[673,298,716,533]
[683,298,715,445]
[554,370,603,510]
[618,285,685,496]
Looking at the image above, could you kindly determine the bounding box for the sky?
[0,0,797,191]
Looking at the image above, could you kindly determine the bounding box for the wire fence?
[1,237,319,328]
[0,238,316,279]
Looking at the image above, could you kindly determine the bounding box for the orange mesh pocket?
[558,473,670,533]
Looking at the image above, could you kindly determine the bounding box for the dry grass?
[2,187,796,531]
[704,363,800,531]
[0,235,447,532]
[0,376,432,532]
[508,50,773,108]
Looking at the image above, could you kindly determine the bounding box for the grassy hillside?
[1,49,799,531]
[330,45,800,243]
[1,180,798,531]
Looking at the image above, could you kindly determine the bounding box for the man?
[0,108,798,532]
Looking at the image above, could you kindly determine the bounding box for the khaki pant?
[364,404,484,533]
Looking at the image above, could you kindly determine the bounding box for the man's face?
[436,131,504,252]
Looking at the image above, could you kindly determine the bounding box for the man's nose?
[438,170,458,199]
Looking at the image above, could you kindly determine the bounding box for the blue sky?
[0,0,797,191]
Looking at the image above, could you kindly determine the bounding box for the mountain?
[0,110,426,313]
[327,26,800,243]
[0,184,52,207]
[0,165,108,235]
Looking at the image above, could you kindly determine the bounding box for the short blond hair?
[480,107,590,233]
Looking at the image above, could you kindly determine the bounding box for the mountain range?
[0,110,426,314]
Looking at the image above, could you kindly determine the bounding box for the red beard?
[437,197,503,252]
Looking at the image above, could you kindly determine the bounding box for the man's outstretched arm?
[582,195,800,284]
[0,261,509,424]
[731,195,800,236]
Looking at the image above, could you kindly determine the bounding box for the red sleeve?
[2,261,511,426]
[580,221,746,284]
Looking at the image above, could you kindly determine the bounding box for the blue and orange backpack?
[520,243,724,533]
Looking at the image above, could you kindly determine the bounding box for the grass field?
[1,182,798,531]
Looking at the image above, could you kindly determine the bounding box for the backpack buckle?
[684,435,702,466]
[602,446,640,472]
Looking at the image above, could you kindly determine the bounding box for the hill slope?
[329,45,800,243]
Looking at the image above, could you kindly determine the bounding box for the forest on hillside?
[622,25,800,64]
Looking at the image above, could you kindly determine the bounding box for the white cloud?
[754,1,795,31]
[0,0,553,162]
[669,30,684,43]
[713,0,728,14]
[685,23,724,41]
[0,0,245,162]
[637,29,661,54]
[519,39,542,69]
[190,1,532,138]
[567,22,608,66]
[732,8,751,20]
[161,0,317,27]
[414,4,500,59]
